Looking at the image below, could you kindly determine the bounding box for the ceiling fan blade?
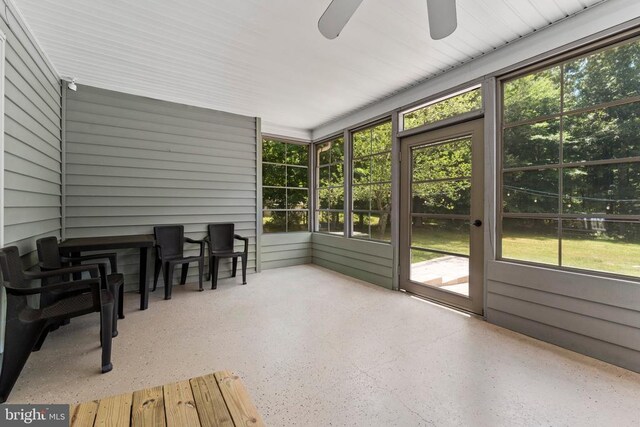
[318,0,365,39]
[427,0,457,40]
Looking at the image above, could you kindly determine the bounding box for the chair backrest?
[154,225,185,259]
[0,246,30,318]
[36,237,63,270]
[0,246,49,404]
[207,223,235,252]
[0,246,27,288]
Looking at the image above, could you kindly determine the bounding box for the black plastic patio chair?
[0,246,114,403]
[153,225,205,299]
[206,223,248,289]
[36,236,124,337]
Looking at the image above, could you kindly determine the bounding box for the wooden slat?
[163,380,201,427]
[94,393,133,427]
[190,374,233,427]
[70,401,99,427]
[132,385,167,427]
[214,371,265,427]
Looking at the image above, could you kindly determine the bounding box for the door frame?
[399,118,485,314]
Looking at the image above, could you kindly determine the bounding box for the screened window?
[262,139,309,233]
[351,121,392,242]
[316,137,345,234]
[403,87,482,131]
[500,36,640,277]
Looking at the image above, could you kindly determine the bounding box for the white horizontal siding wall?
[312,233,393,289]
[261,232,312,270]
[2,3,61,268]
[64,85,257,289]
[487,261,640,372]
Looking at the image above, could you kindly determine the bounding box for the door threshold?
[400,288,485,319]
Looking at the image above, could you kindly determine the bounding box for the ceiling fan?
[318,0,457,40]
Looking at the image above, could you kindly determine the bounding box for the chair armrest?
[3,277,101,296]
[61,252,118,274]
[185,237,205,257]
[234,235,249,254]
[25,264,100,280]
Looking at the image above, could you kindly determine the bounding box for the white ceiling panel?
[14,0,607,137]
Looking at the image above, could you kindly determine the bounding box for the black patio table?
[58,234,155,310]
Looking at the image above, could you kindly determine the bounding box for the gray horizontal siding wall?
[487,261,640,372]
[64,85,257,289]
[261,232,312,270]
[2,4,61,268]
[312,233,393,289]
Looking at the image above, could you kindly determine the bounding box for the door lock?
[472,219,482,227]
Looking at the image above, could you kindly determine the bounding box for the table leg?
[70,251,82,280]
[139,247,149,310]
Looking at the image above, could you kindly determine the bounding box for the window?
[500,36,640,277]
[316,137,345,234]
[262,139,309,233]
[351,121,392,241]
[402,87,482,131]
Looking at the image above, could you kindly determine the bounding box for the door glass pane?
[412,179,471,215]
[410,249,469,297]
[411,217,469,256]
[408,133,475,296]
[412,138,472,181]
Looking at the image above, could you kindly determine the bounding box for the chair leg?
[211,256,220,290]
[241,254,247,285]
[32,327,50,352]
[165,263,175,300]
[111,284,120,338]
[198,260,204,291]
[118,284,125,320]
[153,257,161,292]
[232,257,238,277]
[180,263,189,285]
[100,301,114,373]
[208,253,213,283]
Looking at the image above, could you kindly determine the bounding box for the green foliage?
[404,88,482,130]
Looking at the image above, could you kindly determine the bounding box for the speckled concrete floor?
[7,265,640,426]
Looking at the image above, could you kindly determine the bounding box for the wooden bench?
[70,371,265,426]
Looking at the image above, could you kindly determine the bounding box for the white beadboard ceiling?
[15,0,607,138]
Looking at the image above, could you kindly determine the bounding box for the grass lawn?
[411,227,640,277]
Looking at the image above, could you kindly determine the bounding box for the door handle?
[472,219,482,227]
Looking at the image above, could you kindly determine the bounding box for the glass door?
[400,119,484,314]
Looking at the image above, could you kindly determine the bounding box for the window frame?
[261,137,311,234]
[314,134,346,236]
[400,85,483,132]
[496,31,640,280]
[349,118,393,243]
